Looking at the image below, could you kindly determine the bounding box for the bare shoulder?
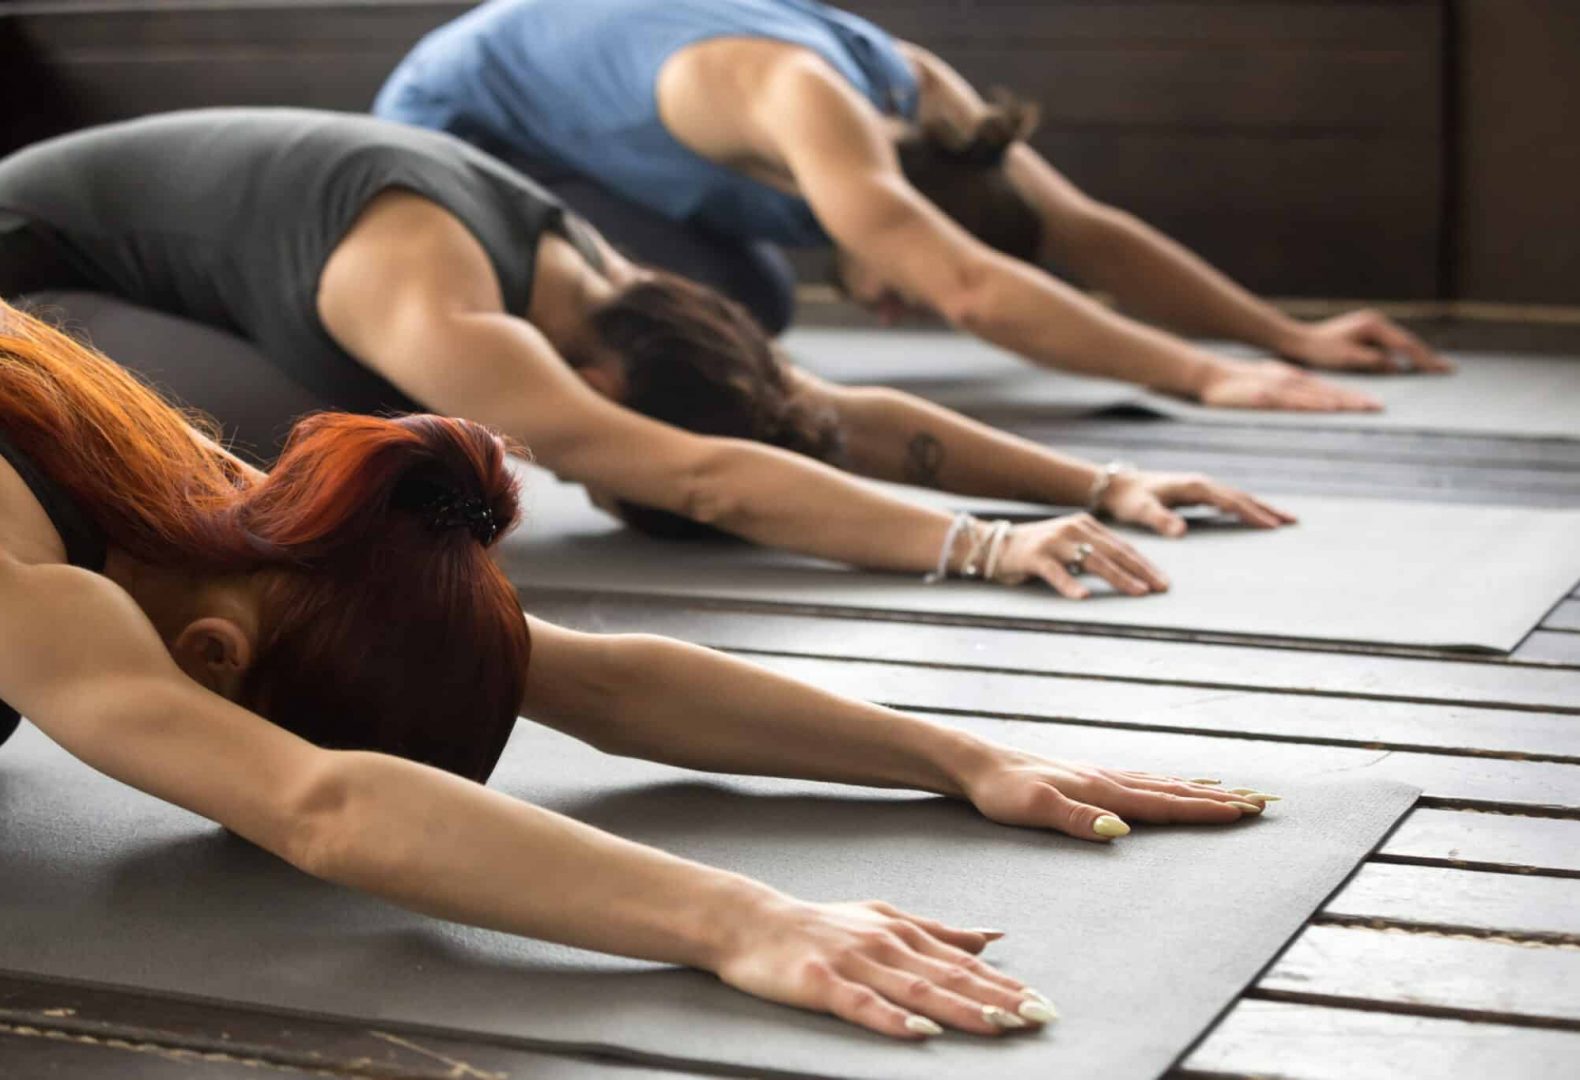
[0,551,175,721]
[317,189,503,361]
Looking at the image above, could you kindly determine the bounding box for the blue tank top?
[373,0,919,247]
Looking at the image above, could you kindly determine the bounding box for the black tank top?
[0,108,601,416]
[0,429,108,748]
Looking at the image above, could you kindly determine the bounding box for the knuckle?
[801,958,836,986]
[940,966,975,990]
[903,976,934,1000]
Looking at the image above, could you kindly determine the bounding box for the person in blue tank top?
[375,0,1448,414]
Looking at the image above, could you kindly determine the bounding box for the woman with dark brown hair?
[375,0,1448,407]
[1,300,1272,1040]
[1,108,1293,600]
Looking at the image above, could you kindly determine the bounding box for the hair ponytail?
[898,89,1045,263]
[925,89,1041,167]
[0,302,529,782]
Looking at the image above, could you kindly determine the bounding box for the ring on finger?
[1065,541,1095,576]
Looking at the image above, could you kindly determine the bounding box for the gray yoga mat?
[0,720,1417,1080]
[503,473,1580,653]
[785,327,1580,440]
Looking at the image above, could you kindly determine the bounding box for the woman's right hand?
[713,897,1054,1039]
[995,513,1169,599]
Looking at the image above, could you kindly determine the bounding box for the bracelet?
[924,512,974,584]
[982,519,1013,582]
[958,517,994,579]
[1086,460,1135,511]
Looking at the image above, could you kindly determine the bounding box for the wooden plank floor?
[4,323,1578,1077]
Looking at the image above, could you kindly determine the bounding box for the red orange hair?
[0,300,529,782]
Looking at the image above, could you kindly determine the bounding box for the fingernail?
[1093,815,1131,838]
[1018,999,1057,1024]
[1229,801,1264,814]
[969,928,1007,940]
[982,1005,1028,1029]
[1231,789,1281,802]
[1024,988,1054,1007]
[905,1015,943,1037]
[1190,778,1222,785]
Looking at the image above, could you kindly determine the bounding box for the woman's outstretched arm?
[754,52,1385,411]
[900,42,1448,375]
[0,553,1052,1039]
[521,616,1272,840]
[317,192,1172,598]
[788,367,1293,536]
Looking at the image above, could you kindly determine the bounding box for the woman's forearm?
[305,749,779,969]
[945,250,1234,398]
[831,386,1100,506]
[527,632,994,794]
[1048,203,1304,354]
[691,441,961,572]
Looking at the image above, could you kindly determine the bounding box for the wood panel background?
[0,0,1573,304]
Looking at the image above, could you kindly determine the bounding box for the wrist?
[923,726,1007,799]
[683,870,791,974]
[1265,316,1313,360]
[1167,350,1236,400]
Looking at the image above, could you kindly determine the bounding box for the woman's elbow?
[271,751,362,879]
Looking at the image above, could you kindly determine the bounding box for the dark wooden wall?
[1453,0,1580,306]
[0,0,1573,304]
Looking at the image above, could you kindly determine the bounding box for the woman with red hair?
[0,301,1269,1041]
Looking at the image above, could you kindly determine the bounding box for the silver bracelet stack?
[925,514,1013,584]
[924,512,974,584]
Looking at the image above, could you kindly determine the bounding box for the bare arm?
[788,367,1292,535]
[753,54,1391,408]
[904,43,1446,374]
[316,193,1183,590]
[0,552,1050,1039]
[520,616,1269,840]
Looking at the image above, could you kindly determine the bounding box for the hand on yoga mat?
[1198,358,1383,412]
[1280,310,1453,374]
[993,513,1168,598]
[1098,471,1297,537]
[959,749,1275,842]
[715,897,1055,1040]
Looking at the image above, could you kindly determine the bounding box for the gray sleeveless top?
[0,108,595,415]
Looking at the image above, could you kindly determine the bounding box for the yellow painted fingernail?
[1018,999,1057,1024]
[1230,788,1257,795]
[1093,815,1131,838]
[983,1005,1028,1029]
[1229,801,1264,814]
[969,927,1007,940]
[1190,778,1222,785]
[905,1015,943,1037]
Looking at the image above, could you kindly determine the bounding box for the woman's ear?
[170,617,255,699]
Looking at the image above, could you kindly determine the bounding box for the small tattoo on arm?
[903,432,946,487]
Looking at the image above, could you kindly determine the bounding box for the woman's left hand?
[959,748,1276,842]
[1099,470,1298,537]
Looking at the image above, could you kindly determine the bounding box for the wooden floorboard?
[1177,999,1580,1080]
[1325,864,1580,939]
[1514,630,1580,666]
[1257,925,1580,1024]
[1378,809,1580,875]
